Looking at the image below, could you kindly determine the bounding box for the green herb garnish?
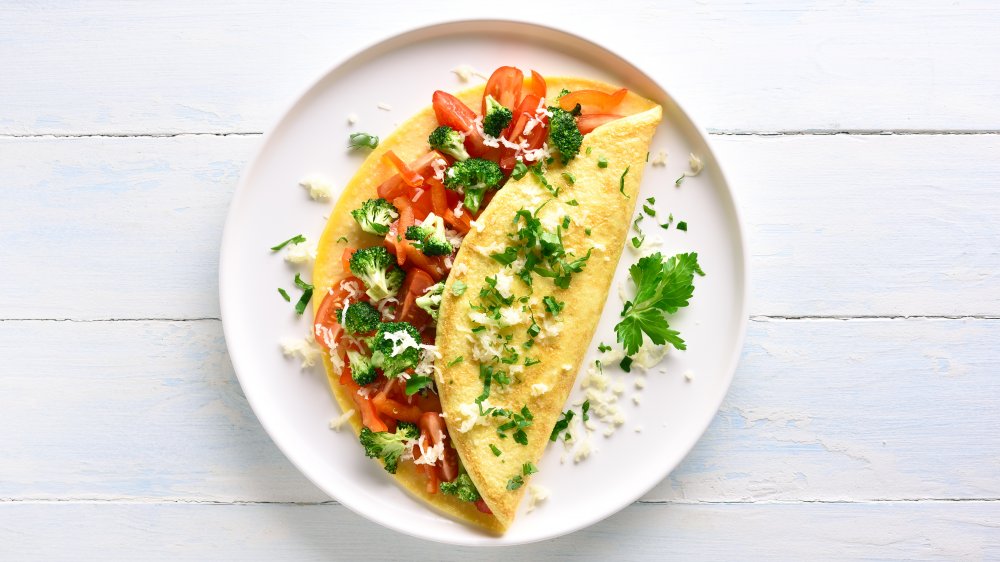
[597,156,608,168]
[677,221,688,231]
[615,252,704,355]
[348,132,379,149]
[451,280,467,296]
[550,409,575,442]
[512,160,529,180]
[293,273,313,315]
[562,172,576,185]
[507,475,524,491]
[619,166,630,196]
[271,234,305,251]
[405,376,434,395]
[277,288,290,302]
[490,444,502,457]
[447,356,464,367]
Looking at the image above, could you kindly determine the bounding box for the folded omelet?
[314,76,661,532]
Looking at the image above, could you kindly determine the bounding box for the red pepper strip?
[395,268,436,327]
[345,378,387,432]
[377,151,444,199]
[474,499,493,514]
[382,150,424,188]
[576,113,624,134]
[392,196,415,267]
[427,177,470,234]
[373,379,424,423]
[341,247,356,273]
[558,88,628,113]
[526,70,547,100]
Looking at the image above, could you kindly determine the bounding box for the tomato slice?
[577,113,624,134]
[377,151,445,200]
[403,246,446,281]
[341,247,356,273]
[558,88,628,113]
[474,499,493,514]
[408,184,433,222]
[345,378,387,432]
[498,94,546,171]
[420,412,458,483]
[427,177,470,234]
[382,150,424,188]
[395,268,435,328]
[526,69,546,100]
[373,379,424,423]
[483,66,523,112]
[432,91,489,157]
[314,279,366,351]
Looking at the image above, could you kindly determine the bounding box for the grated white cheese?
[347,113,359,125]
[280,335,323,369]
[377,102,393,111]
[451,64,486,82]
[455,400,491,433]
[452,261,468,278]
[413,434,446,465]
[284,239,318,264]
[530,383,550,397]
[650,150,668,167]
[328,409,356,431]
[431,158,448,182]
[634,376,647,389]
[525,484,551,513]
[299,175,334,200]
[383,328,421,357]
[375,297,398,321]
[684,370,694,382]
[688,153,704,175]
[493,271,515,299]
[469,219,486,233]
[356,386,374,398]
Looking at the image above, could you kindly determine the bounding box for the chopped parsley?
[620,356,633,372]
[451,280,467,296]
[336,236,349,243]
[494,405,533,445]
[566,199,579,206]
[549,409,575,442]
[277,288,290,302]
[348,132,379,149]
[598,343,612,353]
[447,356,464,367]
[530,163,559,197]
[490,444,502,457]
[581,400,591,422]
[631,215,645,248]
[405,375,433,395]
[543,295,564,316]
[293,274,313,315]
[511,160,529,180]
[524,357,541,367]
[270,234,305,251]
[615,252,704,355]
[677,221,688,231]
[561,172,576,185]
[522,462,538,475]
[619,166,630,196]
[660,213,675,230]
[597,156,608,168]
[507,475,524,491]
[586,146,593,155]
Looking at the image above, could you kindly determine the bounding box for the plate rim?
[219,16,750,546]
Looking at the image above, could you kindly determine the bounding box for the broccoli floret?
[555,88,571,100]
[351,198,399,236]
[444,158,503,214]
[359,421,420,474]
[439,473,482,503]
[405,213,452,256]
[415,282,444,321]
[428,125,470,162]
[337,301,381,334]
[349,246,405,301]
[482,95,513,137]
[370,321,423,377]
[346,349,378,385]
[547,106,583,163]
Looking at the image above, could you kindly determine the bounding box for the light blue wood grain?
[2,134,997,320]
[1,501,997,560]
[1,319,996,504]
[1,1,999,135]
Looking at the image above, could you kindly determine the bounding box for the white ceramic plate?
[220,19,747,546]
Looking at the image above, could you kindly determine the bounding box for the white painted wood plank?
[1,501,996,560]
[2,133,997,319]
[2,1,999,135]
[1,318,996,503]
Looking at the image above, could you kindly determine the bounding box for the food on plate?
[310,66,662,532]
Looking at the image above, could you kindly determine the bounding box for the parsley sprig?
[615,253,704,355]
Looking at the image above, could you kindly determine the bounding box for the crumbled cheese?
[650,150,668,166]
[411,187,425,202]
[684,370,694,382]
[328,409,356,431]
[451,64,486,82]
[329,348,345,375]
[634,425,644,433]
[339,279,362,301]
[383,328,421,357]
[413,435,446,465]
[445,228,464,249]
[299,175,334,200]
[452,262,468,278]
[522,142,550,163]
[525,484,551,513]
[356,386,374,398]
[347,113,359,125]
[414,343,441,381]
[530,383,550,397]
[573,439,593,463]
[453,200,464,218]
[469,219,486,233]
[284,239,318,264]
[377,102,393,111]
[633,344,670,372]
[632,395,642,405]
[375,297,398,321]
[455,401,491,433]
[279,335,323,368]
[494,271,515,299]
[688,153,704,175]
[612,381,626,395]
[634,377,647,389]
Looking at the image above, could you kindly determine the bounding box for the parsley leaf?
[490,444,502,457]
[549,409,575,442]
[677,221,688,231]
[271,234,305,251]
[614,252,704,355]
[597,156,608,168]
[293,274,314,315]
[523,462,538,476]
[277,288,290,302]
[511,160,529,180]
[619,165,630,196]
[507,475,524,491]
[447,356,464,367]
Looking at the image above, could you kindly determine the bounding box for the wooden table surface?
[2,2,998,559]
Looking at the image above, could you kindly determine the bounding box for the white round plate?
[220,19,747,546]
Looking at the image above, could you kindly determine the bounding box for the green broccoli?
[371,321,423,377]
[444,158,503,214]
[359,421,419,474]
[439,473,482,502]
[547,106,583,163]
[351,198,399,236]
[415,282,444,320]
[349,246,405,301]
[405,213,452,256]
[482,94,513,137]
[428,125,470,162]
[346,348,378,385]
[337,301,381,334]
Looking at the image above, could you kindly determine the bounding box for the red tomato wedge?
[345,378,387,432]
[341,247,356,273]
[499,93,547,171]
[559,88,628,113]
[373,379,423,423]
[526,69,547,100]
[408,184,433,222]
[427,177,470,234]
[577,113,624,134]
[395,268,435,328]
[474,499,493,514]
[432,91,489,157]
[483,66,523,112]
[313,278,364,351]
[377,151,444,200]
[382,150,424,188]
